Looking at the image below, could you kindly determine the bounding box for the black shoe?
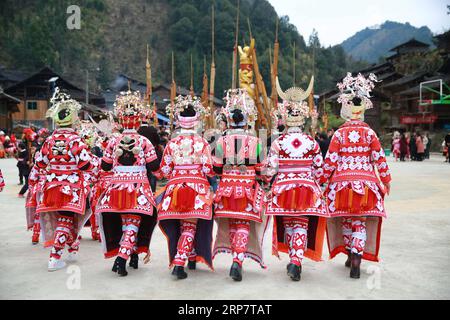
[187,260,196,270]
[229,262,242,281]
[129,253,139,269]
[345,250,351,268]
[350,253,362,279]
[287,263,301,281]
[112,256,128,277]
[172,266,188,279]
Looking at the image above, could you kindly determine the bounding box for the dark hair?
[180,104,196,117]
[147,126,160,146]
[352,97,362,105]
[231,108,244,125]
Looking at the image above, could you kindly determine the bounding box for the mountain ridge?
[340,21,434,63]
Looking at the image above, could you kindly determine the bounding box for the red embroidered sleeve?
[320,134,340,185]
[0,170,4,191]
[101,138,115,164]
[74,140,93,170]
[369,132,392,184]
[201,141,214,177]
[143,138,158,163]
[155,143,174,179]
[262,140,280,182]
[311,141,324,181]
[28,165,40,187]
[36,141,50,169]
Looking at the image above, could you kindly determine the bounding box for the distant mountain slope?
[340,21,434,63]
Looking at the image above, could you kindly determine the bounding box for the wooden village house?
[319,34,450,134]
[1,66,106,131]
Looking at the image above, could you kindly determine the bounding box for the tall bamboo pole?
[208,3,216,129]
[146,44,152,103]
[145,44,153,125]
[246,18,270,129]
[292,41,296,86]
[309,45,315,115]
[201,56,209,106]
[153,100,158,127]
[270,18,279,109]
[170,51,176,131]
[190,53,194,97]
[231,0,240,89]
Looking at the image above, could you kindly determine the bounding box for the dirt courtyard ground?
[0,155,449,299]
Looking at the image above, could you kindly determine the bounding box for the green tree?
[169,17,195,51]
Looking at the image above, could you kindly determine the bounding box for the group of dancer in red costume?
[14,72,390,282]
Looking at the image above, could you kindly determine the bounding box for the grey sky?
[267,0,450,46]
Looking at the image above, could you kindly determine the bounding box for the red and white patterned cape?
[264,128,328,217]
[35,128,93,215]
[320,120,392,262]
[33,128,94,247]
[96,130,158,215]
[213,130,265,221]
[320,120,392,217]
[156,130,214,220]
[212,129,268,267]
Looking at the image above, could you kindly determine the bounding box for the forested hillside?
[0,0,367,96]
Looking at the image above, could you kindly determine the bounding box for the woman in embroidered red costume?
[0,169,5,191]
[212,89,266,281]
[35,88,93,271]
[78,122,102,241]
[26,151,46,244]
[263,77,329,281]
[96,90,160,277]
[25,128,51,244]
[320,73,391,279]
[156,95,214,280]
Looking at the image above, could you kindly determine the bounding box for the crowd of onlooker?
[0,126,50,196]
[315,128,335,159]
[391,130,450,163]
[391,131,431,162]
[443,132,450,163]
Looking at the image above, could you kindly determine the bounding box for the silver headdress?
[275,76,314,127]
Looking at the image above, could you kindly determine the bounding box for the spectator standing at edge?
[416,132,425,161]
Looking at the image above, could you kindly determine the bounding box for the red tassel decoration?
[170,185,196,212]
[110,189,137,210]
[43,187,72,208]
